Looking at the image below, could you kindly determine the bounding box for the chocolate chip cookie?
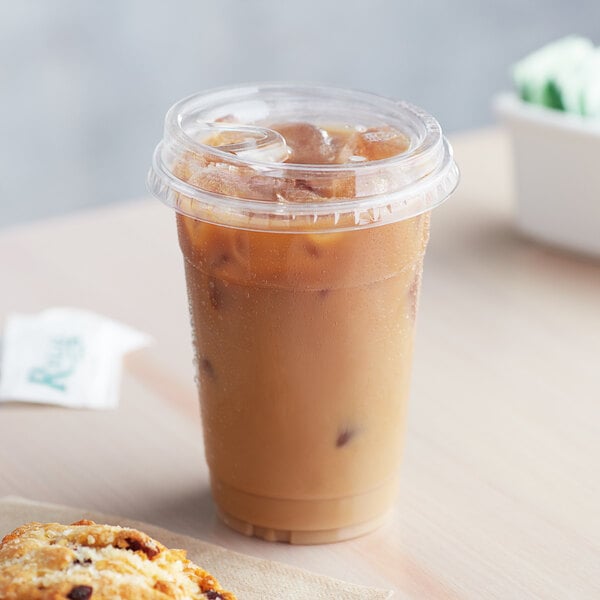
[0,520,236,599]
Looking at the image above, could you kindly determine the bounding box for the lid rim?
[150,139,458,216]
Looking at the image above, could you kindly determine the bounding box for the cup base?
[217,508,390,544]
[211,475,397,544]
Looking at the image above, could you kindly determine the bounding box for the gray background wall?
[2,0,599,227]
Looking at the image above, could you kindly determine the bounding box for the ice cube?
[271,122,335,164]
[274,180,323,203]
[330,125,409,163]
[352,126,410,161]
[190,163,248,197]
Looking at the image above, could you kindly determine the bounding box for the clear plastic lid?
[147,83,459,232]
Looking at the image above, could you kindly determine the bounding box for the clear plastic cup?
[148,83,459,543]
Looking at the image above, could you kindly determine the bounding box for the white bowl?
[495,93,600,256]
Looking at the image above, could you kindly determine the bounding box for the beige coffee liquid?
[175,123,430,543]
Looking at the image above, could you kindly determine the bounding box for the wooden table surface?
[1,129,599,599]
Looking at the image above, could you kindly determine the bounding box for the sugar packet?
[0,308,152,409]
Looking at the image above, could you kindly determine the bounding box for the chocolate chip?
[125,537,142,552]
[200,358,215,379]
[73,558,92,565]
[67,585,93,600]
[318,289,330,298]
[124,537,159,559]
[336,427,356,447]
[208,278,222,309]
[204,591,224,599]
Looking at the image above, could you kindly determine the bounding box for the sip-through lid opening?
[148,83,459,232]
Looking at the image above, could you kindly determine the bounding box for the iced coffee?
[148,85,459,543]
